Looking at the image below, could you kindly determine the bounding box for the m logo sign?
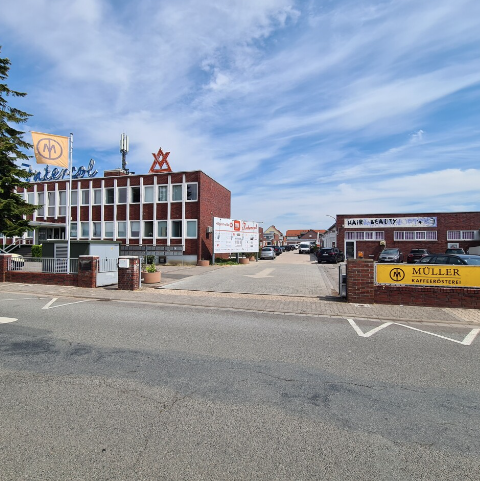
[31,131,69,168]
[389,267,405,282]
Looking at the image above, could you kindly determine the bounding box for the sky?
[2,0,480,235]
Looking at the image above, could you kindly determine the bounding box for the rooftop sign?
[22,159,98,182]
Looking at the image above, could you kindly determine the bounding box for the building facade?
[17,168,231,263]
[336,212,480,259]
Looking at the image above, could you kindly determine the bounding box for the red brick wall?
[346,258,480,309]
[198,172,231,261]
[346,259,375,303]
[118,256,140,290]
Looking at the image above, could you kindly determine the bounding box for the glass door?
[345,241,356,259]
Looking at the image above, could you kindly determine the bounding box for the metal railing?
[7,257,79,274]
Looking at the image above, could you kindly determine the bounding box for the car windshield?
[382,249,398,254]
[410,249,426,254]
[465,257,480,265]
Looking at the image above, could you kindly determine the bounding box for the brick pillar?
[0,254,12,283]
[77,256,99,288]
[117,256,140,290]
[346,258,375,304]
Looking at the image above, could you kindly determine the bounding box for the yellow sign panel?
[376,264,480,288]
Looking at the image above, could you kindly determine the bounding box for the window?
[345,231,384,241]
[130,221,140,237]
[171,220,182,237]
[105,222,114,237]
[144,186,154,203]
[37,192,45,216]
[447,230,475,240]
[186,220,197,238]
[158,185,168,202]
[131,186,140,203]
[70,222,77,237]
[48,192,55,216]
[59,191,66,216]
[93,189,102,205]
[27,192,35,205]
[395,231,437,241]
[144,221,154,237]
[105,188,114,204]
[81,222,89,237]
[71,191,77,206]
[81,190,89,205]
[172,185,183,201]
[92,222,101,238]
[186,183,198,201]
[118,187,127,204]
[117,222,126,237]
[157,221,167,238]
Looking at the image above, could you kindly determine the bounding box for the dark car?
[316,247,344,264]
[417,254,480,265]
[445,248,465,254]
[407,248,432,263]
[378,248,403,263]
[273,246,282,256]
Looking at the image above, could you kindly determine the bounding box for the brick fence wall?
[347,258,480,309]
[0,254,98,288]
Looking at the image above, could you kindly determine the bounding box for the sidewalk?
[2,261,479,327]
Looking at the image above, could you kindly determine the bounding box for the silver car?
[260,246,276,260]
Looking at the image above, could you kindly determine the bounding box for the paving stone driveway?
[159,251,343,298]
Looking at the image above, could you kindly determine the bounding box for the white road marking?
[394,323,480,346]
[42,298,96,310]
[0,317,17,323]
[245,268,274,278]
[347,319,393,337]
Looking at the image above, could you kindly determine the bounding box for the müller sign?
[22,159,98,182]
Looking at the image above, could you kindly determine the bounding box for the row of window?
[27,183,198,217]
[345,230,478,241]
[69,220,197,239]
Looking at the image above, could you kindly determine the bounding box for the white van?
[299,242,311,254]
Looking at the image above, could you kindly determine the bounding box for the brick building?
[16,168,230,263]
[336,212,480,260]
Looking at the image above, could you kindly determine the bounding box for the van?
[299,242,311,254]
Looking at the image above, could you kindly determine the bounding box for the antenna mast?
[120,133,129,173]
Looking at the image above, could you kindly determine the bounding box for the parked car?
[316,247,345,264]
[378,248,404,263]
[273,246,282,256]
[445,248,465,254]
[10,253,25,270]
[260,246,276,260]
[417,254,480,265]
[298,242,311,254]
[407,248,432,263]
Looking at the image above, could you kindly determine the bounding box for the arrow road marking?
[42,298,96,310]
[245,268,274,278]
[347,319,393,337]
[394,323,480,346]
[0,317,17,323]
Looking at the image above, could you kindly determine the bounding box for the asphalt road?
[1,292,479,480]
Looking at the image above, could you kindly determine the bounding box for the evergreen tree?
[0,47,36,238]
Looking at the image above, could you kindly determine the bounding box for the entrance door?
[345,241,356,259]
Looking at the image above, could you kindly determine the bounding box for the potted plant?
[143,263,161,284]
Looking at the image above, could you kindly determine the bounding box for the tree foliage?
[0,46,36,237]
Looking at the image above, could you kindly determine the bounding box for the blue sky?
[2,0,480,235]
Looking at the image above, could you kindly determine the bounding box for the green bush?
[31,245,42,257]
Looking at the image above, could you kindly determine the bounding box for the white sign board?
[214,217,259,254]
[344,217,437,228]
